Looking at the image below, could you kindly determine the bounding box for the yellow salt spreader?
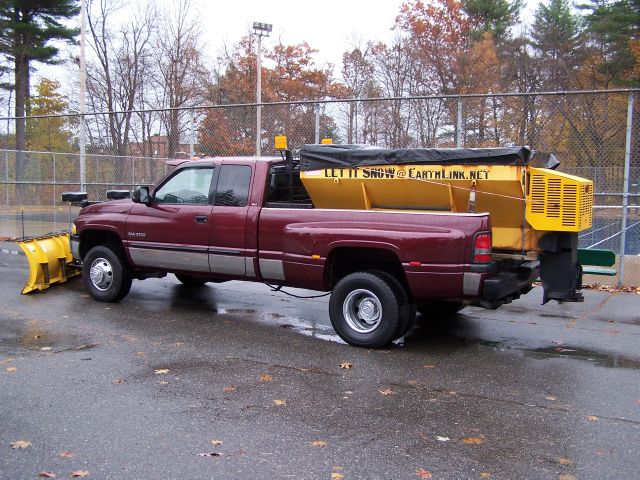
[297,143,594,304]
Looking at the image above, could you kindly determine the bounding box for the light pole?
[79,0,87,191]
[253,22,272,157]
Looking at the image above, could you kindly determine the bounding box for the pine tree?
[532,0,583,89]
[0,0,79,179]
[462,0,523,44]
[580,0,640,86]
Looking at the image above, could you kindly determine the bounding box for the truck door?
[208,164,252,277]
[126,165,216,272]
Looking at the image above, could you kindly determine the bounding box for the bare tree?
[153,0,207,158]
[86,0,154,156]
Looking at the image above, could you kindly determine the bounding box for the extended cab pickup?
[71,156,538,348]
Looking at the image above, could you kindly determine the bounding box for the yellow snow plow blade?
[17,233,80,294]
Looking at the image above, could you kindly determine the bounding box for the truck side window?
[214,165,251,207]
[155,167,214,205]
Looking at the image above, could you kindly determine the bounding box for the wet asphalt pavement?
[0,250,639,480]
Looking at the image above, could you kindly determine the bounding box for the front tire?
[83,245,132,302]
[329,272,400,348]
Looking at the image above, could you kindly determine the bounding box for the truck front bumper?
[70,234,81,262]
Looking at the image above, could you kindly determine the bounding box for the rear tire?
[175,274,207,287]
[83,245,132,302]
[329,272,400,348]
[371,270,416,340]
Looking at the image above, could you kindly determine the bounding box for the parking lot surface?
[1,250,639,479]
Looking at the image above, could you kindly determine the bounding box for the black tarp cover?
[299,144,559,170]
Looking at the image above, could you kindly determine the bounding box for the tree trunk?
[14,54,28,181]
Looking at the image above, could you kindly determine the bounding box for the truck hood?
[80,199,135,216]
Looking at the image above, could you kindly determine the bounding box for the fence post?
[618,92,634,287]
[189,108,195,158]
[456,97,462,147]
[52,153,57,230]
[4,151,8,206]
[315,103,320,144]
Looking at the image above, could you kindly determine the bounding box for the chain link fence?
[1,90,638,285]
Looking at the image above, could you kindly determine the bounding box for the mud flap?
[17,233,80,294]
[539,232,583,304]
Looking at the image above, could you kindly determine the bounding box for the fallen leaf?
[480,473,492,478]
[211,440,223,446]
[10,440,31,449]
[159,381,169,385]
[558,457,573,465]
[340,362,352,369]
[379,389,396,396]
[0,358,14,365]
[595,448,609,456]
[311,440,327,447]
[331,474,344,480]
[587,415,598,422]
[135,352,145,357]
[416,468,432,478]
[448,391,457,395]
[41,347,52,351]
[273,399,286,406]
[6,367,17,372]
[435,436,450,442]
[462,437,483,445]
[332,466,344,471]
[545,396,557,401]
[407,380,418,385]
[154,369,170,374]
[636,399,640,405]
[34,334,42,339]
[38,472,56,478]
[112,378,124,385]
[423,364,435,369]
[558,475,576,480]
[59,451,74,458]
[260,374,273,382]
[197,451,223,457]
[70,471,89,478]
[223,386,236,393]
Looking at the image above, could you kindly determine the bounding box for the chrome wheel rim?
[343,288,383,333]
[89,257,114,291]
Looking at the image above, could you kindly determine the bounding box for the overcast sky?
[197,0,540,72]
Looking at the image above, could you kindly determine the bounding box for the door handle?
[194,215,208,224]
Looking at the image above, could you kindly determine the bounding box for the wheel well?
[325,247,407,289]
[79,230,123,260]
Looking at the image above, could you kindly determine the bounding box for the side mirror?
[132,186,152,205]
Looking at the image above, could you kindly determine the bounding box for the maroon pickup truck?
[70,156,537,348]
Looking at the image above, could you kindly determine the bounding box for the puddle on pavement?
[525,345,640,369]
[0,320,91,353]
[214,307,345,344]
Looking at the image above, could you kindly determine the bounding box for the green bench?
[578,249,617,276]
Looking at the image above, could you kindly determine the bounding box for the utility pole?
[253,22,272,157]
